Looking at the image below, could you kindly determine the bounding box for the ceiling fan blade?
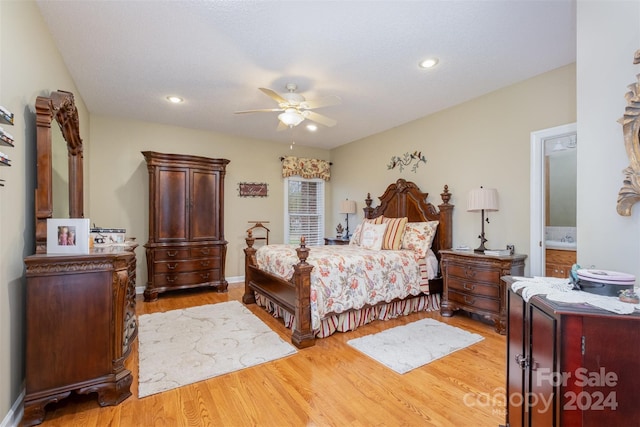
[259,87,287,104]
[300,95,342,110]
[302,110,337,127]
[234,108,283,114]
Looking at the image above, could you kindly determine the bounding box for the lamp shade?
[467,188,499,212]
[278,108,304,127]
[339,199,357,214]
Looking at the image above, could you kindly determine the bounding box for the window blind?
[285,177,325,246]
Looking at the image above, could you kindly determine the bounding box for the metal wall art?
[387,151,426,173]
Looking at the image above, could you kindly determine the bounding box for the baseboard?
[0,388,23,427]
[135,276,244,295]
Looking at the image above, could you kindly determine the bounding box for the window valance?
[281,156,331,181]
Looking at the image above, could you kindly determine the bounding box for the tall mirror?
[545,134,577,227]
[34,90,84,254]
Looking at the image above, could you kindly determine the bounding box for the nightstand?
[439,250,526,334]
[324,237,350,245]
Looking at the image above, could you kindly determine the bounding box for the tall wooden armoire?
[142,151,229,301]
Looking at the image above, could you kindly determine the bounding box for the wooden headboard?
[363,179,453,260]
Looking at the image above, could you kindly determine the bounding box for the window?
[284,177,325,246]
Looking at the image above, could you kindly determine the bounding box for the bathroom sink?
[545,240,576,250]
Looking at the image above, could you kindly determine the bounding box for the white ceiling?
[36,1,576,150]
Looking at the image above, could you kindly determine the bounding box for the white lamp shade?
[339,199,357,214]
[467,188,499,212]
[278,108,304,127]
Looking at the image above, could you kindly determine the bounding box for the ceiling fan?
[235,83,341,130]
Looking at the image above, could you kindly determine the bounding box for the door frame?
[530,122,577,276]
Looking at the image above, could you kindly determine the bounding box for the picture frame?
[46,218,90,254]
[238,182,268,197]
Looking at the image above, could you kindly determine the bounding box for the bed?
[243,179,453,348]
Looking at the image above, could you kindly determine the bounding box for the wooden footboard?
[243,233,316,348]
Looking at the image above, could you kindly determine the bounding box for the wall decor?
[239,182,268,197]
[387,151,426,172]
[46,218,90,254]
[617,48,640,216]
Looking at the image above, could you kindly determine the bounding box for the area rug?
[347,318,484,374]
[137,301,297,397]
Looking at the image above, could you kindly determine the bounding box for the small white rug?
[347,318,484,374]
[137,301,297,397]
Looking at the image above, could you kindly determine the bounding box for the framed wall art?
[238,182,268,197]
[46,218,90,254]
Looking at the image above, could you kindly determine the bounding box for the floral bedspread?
[255,244,424,331]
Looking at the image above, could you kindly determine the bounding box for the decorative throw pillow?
[349,216,384,246]
[401,221,439,258]
[381,216,408,250]
[360,222,388,250]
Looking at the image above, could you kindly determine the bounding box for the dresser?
[440,250,526,334]
[504,279,640,426]
[324,237,350,245]
[143,151,229,301]
[23,249,136,426]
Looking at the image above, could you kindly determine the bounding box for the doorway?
[530,123,577,276]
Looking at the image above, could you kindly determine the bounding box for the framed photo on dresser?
[46,218,90,254]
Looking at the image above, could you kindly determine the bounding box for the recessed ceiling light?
[419,57,439,69]
[166,96,184,104]
[306,124,318,132]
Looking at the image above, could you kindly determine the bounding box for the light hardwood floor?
[35,283,507,426]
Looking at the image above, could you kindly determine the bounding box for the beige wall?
[87,116,330,283]
[576,1,640,274]
[331,64,576,270]
[0,1,89,423]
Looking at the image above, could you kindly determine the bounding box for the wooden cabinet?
[143,151,229,301]
[23,249,136,426]
[324,237,350,245]
[545,249,576,278]
[440,250,526,334]
[505,280,640,426]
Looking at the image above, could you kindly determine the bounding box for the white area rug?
[347,318,484,374]
[137,301,297,397]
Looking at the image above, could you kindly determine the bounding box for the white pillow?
[360,222,388,250]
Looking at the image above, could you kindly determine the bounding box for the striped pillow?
[381,216,408,250]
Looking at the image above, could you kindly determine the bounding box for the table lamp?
[467,187,499,253]
[339,199,357,238]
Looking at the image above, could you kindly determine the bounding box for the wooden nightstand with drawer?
[439,250,526,334]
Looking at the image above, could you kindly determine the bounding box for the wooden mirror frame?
[34,90,84,254]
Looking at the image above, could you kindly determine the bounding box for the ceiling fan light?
[278,109,304,127]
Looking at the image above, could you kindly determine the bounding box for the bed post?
[291,238,316,348]
[438,185,453,250]
[242,230,257,305]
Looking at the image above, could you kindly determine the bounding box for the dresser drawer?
[448,289,500,313]
[153,248,190,260]
[154,269,222,287]
[448,263,500,283]
[447,277,500,299]
[190,246,221,258]
[154,257,221,273]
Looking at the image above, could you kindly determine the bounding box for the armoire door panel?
[157,168,188,241]
[190,169,219,241]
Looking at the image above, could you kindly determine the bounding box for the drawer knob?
[166,275,176,283]
[464,267,476,278]
[515,354,529,369]
[200,260,210,267]
[463,295,475,305]
[167,263,177,270]
[201,272,210,280]
[167,251,177,257]
[463,283,475,291]
[200,249,210,255]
